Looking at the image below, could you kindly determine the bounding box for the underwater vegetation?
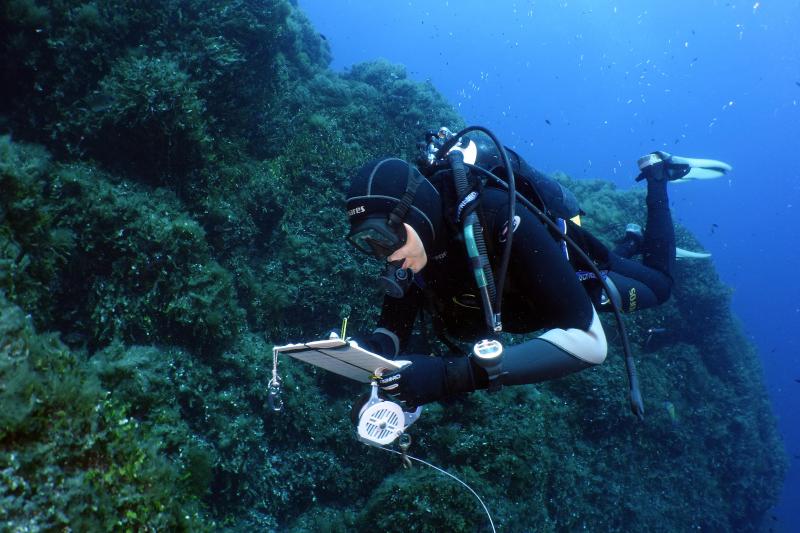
[0,0,786,531]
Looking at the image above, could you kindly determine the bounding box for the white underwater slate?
[275,338,403,383]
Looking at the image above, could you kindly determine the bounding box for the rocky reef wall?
[0,1,785,530]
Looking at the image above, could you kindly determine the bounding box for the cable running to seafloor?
[377,446,497,533]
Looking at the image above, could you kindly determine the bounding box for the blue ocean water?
[300,0,800,529]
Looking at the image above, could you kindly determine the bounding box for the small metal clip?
[267,379,283,412]
[399,433,412,469]
[268,346,283,412]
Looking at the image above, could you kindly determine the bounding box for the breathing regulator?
[420,126,517,335]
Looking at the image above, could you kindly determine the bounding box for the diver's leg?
[601,260,671,312]
[642,174,676,278]
[612,223,643,259]
[597,155,676,310]
[567,216,672,311]
[605,174,676,311]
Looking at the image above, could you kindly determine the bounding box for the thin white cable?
[378,446,497,533]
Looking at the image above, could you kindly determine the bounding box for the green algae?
[0,293,209,530]
[0,0,787,531]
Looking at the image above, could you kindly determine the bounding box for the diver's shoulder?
[479,186,510,208]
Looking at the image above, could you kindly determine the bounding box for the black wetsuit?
[606,178,675,311]
[368,174,675,361]
[569,177,675,313]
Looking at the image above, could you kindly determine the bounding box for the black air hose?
[448,151,497,331]
[470,165,646,420]
[437,126,515,330]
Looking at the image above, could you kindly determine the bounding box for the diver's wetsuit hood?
[346,158,444,259]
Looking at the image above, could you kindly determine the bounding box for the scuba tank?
[469,136,583,222]
[419,128,583,221]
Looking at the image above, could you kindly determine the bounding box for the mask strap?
[387,164,422,229]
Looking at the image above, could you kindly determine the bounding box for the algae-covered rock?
[1,139,246,355]
[80,53,212,184]
[0,293,208,530]
[0,136,67,324]
[0,0,786,531]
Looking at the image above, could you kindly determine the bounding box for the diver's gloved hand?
[377,354,478,409]
[355,328,400,357]
[636,151,732,183]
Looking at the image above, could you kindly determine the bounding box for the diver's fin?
[669,155,732,183]
[636,151,733,183]
[676,247,711,260]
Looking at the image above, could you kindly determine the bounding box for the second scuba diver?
[345,131,731,410]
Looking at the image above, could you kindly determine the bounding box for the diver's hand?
[378,355,445,408]
[378,354,476,408]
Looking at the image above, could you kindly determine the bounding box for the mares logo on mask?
[347,205,366,217]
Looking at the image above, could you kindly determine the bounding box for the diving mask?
[347,217,406,259]
[348,218,415,298]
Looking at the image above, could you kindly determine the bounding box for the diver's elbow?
[540,307,607,365]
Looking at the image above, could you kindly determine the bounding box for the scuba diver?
[345,129,731,410]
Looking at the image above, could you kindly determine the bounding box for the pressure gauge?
[473,339,503,361]
[472,339,505,392]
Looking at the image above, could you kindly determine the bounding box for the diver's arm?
[501,307,606,383]
[378,309,606,408]
[378,203,607,407]
[358,284,423,357]
[478,205,608,384]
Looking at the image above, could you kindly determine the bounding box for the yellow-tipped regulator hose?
[467,163,645,420]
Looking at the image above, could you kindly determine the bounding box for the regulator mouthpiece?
[379,260,414,298]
